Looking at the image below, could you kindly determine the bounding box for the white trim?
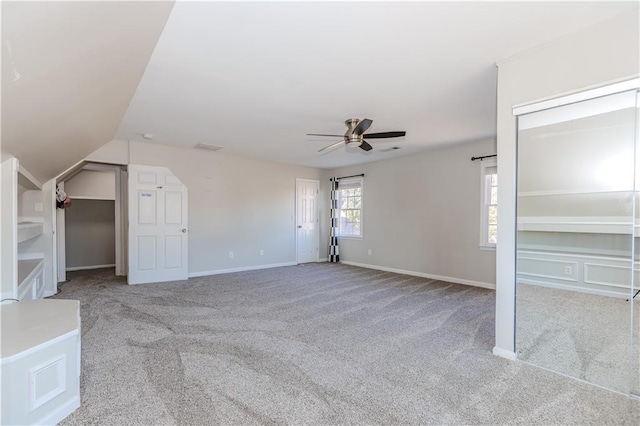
[34,395,80,426]
[318,258,328,262]
[493,346,517,360]
[340,260,495,290]
[66,264,115,272]
[187,261,297,278]
[513,77,640,116]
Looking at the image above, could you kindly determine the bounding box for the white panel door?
[128,165,188,284]
[296,179,319,264]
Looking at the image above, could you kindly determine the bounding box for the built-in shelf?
[17,164,41,190]
[17,258,45,300]
[17,221,43,243]
[17,258,44,286]
[2,157,48,302]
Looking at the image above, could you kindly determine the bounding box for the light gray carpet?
[55,264,639,425]
[516,283,640,394]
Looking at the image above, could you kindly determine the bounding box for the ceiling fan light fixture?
[345,136,363,147]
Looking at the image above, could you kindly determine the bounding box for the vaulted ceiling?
[3,1,638,183]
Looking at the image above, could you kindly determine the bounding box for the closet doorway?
[57,163,127,282]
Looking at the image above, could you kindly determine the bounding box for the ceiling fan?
[307,118,406,153]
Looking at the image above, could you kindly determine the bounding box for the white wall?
[85,139,129,165]
[128,141,326,275]
[495,9,639,357]
[65,170,116,200]
[327,138,497,288]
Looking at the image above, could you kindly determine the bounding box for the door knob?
[297,225,302,228]
[181,228,187,233]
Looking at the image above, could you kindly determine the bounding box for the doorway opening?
[56,162,127,283]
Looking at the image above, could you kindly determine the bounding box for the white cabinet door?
[128,165,188,284]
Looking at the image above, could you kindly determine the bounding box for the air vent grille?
[194,143,223,151]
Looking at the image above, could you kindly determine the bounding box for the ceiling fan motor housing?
[345,118,363,146]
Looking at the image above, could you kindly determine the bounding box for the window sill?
[479,245,496,251]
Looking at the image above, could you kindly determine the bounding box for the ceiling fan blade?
[359,140,373,152]
[307,133,344,137]
[318,140,346,153]
[363,131,406,139]
[352,118,373,136]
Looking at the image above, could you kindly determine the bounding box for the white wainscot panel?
[517,250,633,298]
[584,263,633,289]
[517,257,577,282]
[29,355,66,411]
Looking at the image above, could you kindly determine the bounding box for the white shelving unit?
[1,158,46,302]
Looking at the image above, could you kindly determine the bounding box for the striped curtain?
[329,177,340,263]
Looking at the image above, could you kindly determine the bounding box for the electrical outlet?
[260,249,264,256]
[34,202,43,212]
[367,249,372,255]
[564,266,573,276]
[229,251,234,259]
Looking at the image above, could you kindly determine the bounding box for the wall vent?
[194,143,223,151]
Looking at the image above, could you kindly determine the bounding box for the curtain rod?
[471,154,497,161]
[331,173,364,180]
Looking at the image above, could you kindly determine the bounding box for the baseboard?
[36,395,80,426]
[318,258,328,262]
[189,262,297,278]
[339,260,496,290]
[66,264,115,272]
[493,346,517,360]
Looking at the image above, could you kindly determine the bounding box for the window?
[337,177,363,238]
[480,160,497,248]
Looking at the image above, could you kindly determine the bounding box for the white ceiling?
[1,1,174,182]
[3,1,639,181]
